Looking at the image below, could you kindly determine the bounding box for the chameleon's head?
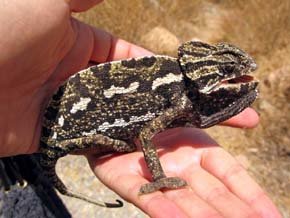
[178,41,259,128]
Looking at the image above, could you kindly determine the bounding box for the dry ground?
[57,1,290,217]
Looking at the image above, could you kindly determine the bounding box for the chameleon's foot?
[139,177,187,195]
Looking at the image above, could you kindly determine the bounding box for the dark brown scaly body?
[38,41,259,207]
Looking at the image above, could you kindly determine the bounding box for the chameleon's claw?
[105,199,123,208]
[139,177,187,195]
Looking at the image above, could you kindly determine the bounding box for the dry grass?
[68,0,290,216]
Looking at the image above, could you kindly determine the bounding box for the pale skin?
[0,0,281,217]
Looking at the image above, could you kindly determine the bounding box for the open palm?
[88,128,280,218]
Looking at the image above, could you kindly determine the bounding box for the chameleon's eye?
[220,63,236,75]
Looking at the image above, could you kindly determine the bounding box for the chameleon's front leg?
[138,95,192,194]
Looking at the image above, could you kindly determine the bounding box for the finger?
[201,148,282,218]
[89,26,153,63]
[50,20,153,85]
[69,0,104,12]
[165,189,223,218]
[87,153,187,218]
[115,176,188,218]
[184,161,260,218]
[221,107,260,128]
[49,19,94,83]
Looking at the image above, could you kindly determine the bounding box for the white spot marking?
[52,132,57,139]
[152,73,183,90]
[98,112,156,132]
[70,97,91,114]
[58,115,64,126]
[103,82,140,98]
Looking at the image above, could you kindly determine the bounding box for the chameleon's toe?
[138,177,187,195]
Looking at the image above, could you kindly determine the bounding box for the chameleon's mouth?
[214,74,258,92]
[224,74,254,84]
[220,74,256,87]
[214,61,258,91]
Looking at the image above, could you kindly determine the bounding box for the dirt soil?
[57,1,290,217]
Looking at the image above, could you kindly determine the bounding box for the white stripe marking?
[82,129,97,136]
[103,82,140,98]
[98,112,156,132]
[152,73,183,90]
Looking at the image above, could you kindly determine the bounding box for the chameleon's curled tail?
[60,188,123,208]
[36,153,123,208]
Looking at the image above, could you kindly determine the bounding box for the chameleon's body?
[38,41,258,207]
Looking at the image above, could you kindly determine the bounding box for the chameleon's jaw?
[199,86,259,128]
[218,61,258,90]
[193,66,259,128]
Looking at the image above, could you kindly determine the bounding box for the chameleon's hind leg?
[40,135,135,207]
[59,134,136,154]
[138,95,192,194]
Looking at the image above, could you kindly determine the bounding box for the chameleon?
[38,40,258,208]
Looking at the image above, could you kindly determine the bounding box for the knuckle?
[206,186,229,202]
[223,163,245,183]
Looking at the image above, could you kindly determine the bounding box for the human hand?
[0,0,153,156]
[88,128,281,218]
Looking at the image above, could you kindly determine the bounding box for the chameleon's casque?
[38,41,258,207]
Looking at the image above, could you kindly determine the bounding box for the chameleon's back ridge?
[38,40,258,207]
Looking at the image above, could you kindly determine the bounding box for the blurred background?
[57,0,290,217]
